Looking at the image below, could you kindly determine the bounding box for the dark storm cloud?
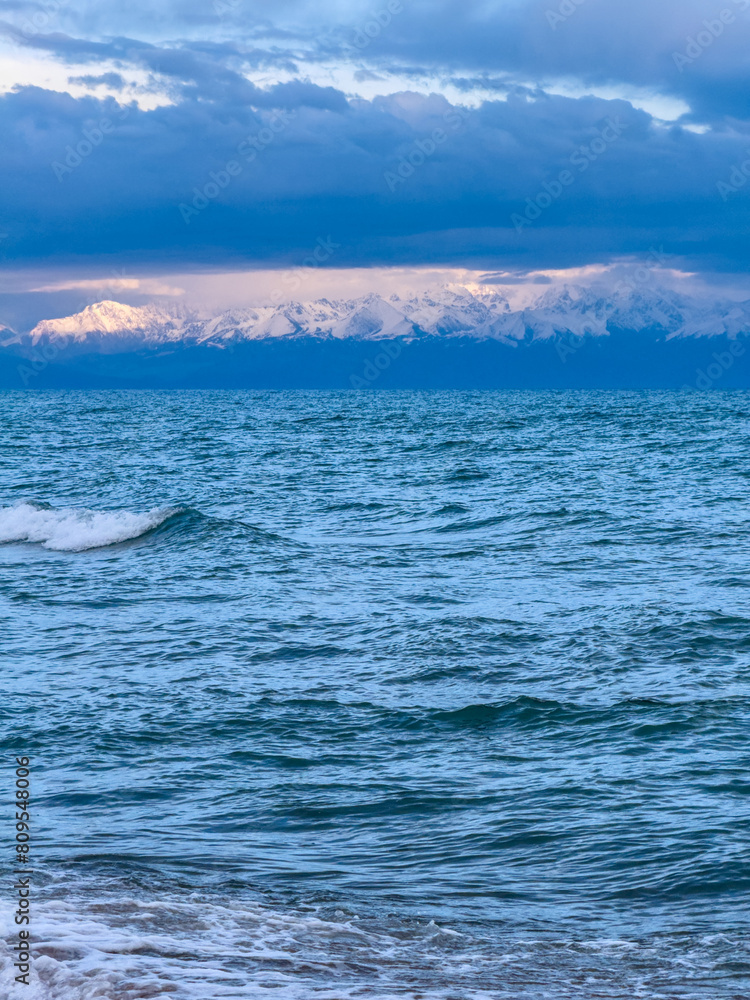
[0,0,749,273]
[1,82,749,272]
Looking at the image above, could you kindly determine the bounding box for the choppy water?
[1,389,750,999]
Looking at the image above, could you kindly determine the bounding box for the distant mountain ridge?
[3,283,750,389]
[10,284,750,354]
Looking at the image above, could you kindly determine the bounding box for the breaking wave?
[0,502,176,551]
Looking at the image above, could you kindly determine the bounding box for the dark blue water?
[1,390,749,999]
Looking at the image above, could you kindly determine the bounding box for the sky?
[1,0,749,328]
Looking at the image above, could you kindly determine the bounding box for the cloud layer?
[0,0,749,275]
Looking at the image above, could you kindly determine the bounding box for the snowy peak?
[330,294,416,340]
[30,301,187,345]
[545,283,750,340]
[11,285,750,353]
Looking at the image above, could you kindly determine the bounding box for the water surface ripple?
[1,390,749,998]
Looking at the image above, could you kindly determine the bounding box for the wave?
[0,877,744,1000]
[0,501,176,551]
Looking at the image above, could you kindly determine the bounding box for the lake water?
[1,389,749,999]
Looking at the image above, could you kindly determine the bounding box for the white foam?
[0,885,499,1000]
[0,503,174,551]
[0,883,742,1000]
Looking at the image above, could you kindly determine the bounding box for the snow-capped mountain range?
[8,284,750,353]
